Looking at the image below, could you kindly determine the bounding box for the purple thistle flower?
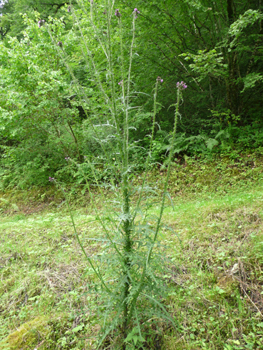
[133,8,140,18]
[57,41,63,47]
[67,6,71,12]
[65,157,70,161]
[49,177,55,182]
[118,80,123,86]
[115,9,121,18]
[176,81,187,90]
[38,19,45,28]
[157,76,163,83]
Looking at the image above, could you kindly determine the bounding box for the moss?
[0,317,50,350]
[217,275,239,295]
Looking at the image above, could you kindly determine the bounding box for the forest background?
[0,0,263,188]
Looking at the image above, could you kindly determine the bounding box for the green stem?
[106,0,124,163]
[132,79,159,223]
[119,14,133,346]
[149,87,180,256]
[127,87,181,324]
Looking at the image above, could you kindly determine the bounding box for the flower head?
[157,76,163,83]
[67,6,71,12]
[176,81,187,90]
[115,9,121,18]
[49,177,55,182]
[118,80,123,86]
[133,8,140,18]
[65,157,70,161]
[38,19,45,28]
[57,41,63,47]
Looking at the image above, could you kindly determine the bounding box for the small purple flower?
[157,76,163,83]
[133,8,140,18]
[176,81,187,90]
[67,6,71,12]
[115,9,121,18]
[57,41,63,47]
[65,157,70,161]
[49,177,55,182]
[38,19,45,28]
[118,80,123,86]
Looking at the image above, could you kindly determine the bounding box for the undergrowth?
[1,150,263,216]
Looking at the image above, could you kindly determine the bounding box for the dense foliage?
[0,0,263,189]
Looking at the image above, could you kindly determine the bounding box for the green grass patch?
[1,156,263,349]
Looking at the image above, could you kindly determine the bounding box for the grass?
[160,185,263,349]
[1,156,263,349]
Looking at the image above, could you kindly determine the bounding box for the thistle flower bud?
[133,8,140,18]
[176,81,187,90]
[115,9,121,18]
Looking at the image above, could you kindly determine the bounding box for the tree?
[117,0,263,134]
[0,0,74,39]
[0,14,84,187]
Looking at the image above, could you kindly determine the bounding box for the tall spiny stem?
[118,11,136,347]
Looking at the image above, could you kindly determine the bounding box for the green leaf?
[206,138,219,150]
[72,324,84,333]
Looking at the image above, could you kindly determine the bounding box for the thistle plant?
[44,1,187,348]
